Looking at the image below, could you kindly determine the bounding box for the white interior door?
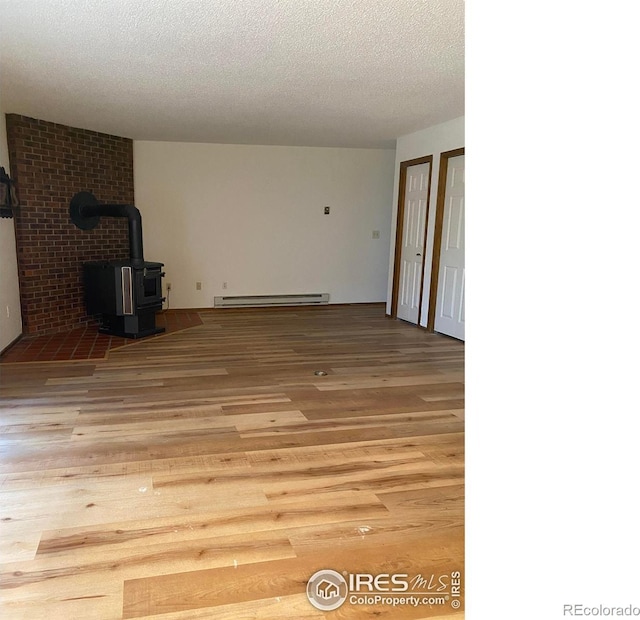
[397,162,429,324]
[434,155,465,340]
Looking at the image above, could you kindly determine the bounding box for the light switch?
[372,230,380,239]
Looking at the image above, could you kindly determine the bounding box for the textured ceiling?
[0,0,464,148]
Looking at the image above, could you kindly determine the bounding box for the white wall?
[0,93,23,351]
[386,117,465,324]
[134,142,396,308]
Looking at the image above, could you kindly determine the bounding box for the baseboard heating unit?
[213,293,329,308]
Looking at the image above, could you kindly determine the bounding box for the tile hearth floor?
[0,310,203,364]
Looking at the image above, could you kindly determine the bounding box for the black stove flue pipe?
[69,191,144,267]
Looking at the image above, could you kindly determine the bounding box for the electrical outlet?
[166,282,172,291]
[222,281,228,290]
[372,230,380,239]
[324,206,330,215]
[196,281,202,291]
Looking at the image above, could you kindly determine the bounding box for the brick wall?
[6,115,133,336]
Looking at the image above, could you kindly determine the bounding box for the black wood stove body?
[70,191,165,339]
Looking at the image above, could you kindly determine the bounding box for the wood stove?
[69,191,165,339]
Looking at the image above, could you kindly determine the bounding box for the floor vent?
[213,293,330,308]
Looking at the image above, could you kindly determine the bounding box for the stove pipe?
[69,191,144,267]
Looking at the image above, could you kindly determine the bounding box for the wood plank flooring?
[0,304,464,619]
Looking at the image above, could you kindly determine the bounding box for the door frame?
[426,147,465,332]
[390,155,433,323]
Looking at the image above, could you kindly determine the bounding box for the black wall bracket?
[69,191,101,230]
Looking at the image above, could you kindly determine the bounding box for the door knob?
[416,253,421,256]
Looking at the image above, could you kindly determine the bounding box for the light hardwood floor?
[0,304,464,619]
